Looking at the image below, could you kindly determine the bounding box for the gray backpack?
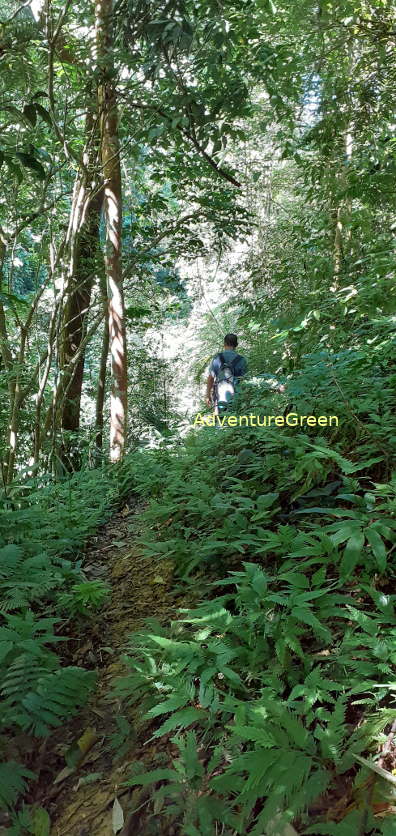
[215,352,242,410]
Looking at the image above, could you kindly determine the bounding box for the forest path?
[45,498,179,836]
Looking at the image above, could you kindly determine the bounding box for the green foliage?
[0,763,35,811]
[0,544,79,612]
[1,656,96,737]
[0,608,96,807]
[61,579,110,614]
[113,350,396,833]
[1,0,396,831]
[0,609,96,739]
[0,466,118,557]
[0,466,121,813]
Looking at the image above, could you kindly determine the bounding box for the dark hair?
[224,333,238,348]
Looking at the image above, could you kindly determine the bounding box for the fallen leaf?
[54,729,99,783]
[54,765,75,785]
[76,772,103,790]
[112,797,124,834]
[65,728,98,769]
[31,806,51,836]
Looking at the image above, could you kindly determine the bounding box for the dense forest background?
[1,0,396,834]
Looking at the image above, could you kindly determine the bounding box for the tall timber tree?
[96,0,127,462]
[57,104,104,464]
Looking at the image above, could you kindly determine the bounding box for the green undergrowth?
[113,344,396,835]
[1,331,395,833]
[0,465,129,829]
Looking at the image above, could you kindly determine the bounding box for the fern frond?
[19,667,96,736]
[1,660,96,736]
[315,695,347,765]
[0,761,35,809]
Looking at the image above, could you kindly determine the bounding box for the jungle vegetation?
[0,0,396,833]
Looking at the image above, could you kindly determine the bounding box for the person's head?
[224,333,238,349]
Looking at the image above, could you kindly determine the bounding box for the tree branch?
[127,99,241,189]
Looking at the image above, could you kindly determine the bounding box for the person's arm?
[206,356,218,407]
[206,373,214,407]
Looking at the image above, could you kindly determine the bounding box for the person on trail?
[206,334,247,414]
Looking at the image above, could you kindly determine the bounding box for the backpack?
[215,352,242,410]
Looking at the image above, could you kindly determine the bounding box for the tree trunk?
[42,305,105,458]
[6,390,22,485]
[95,275,109,453]
[332,128,353,289]
[96,0,128,463]
[60,188,103,433]
[333,205,343,285]
[332,48,354,289]
[0,240,17,485]
[56,99,103,470]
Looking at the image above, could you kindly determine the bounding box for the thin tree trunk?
[6,391,22,484]
[33,298,59,467]
[333,205,343,285]
[0,240,17,485]
[95,274,109,452]
[332,48,354,289]
[96,0,128,463]
[332,127,353,289]
[0,309,15,474]
[0,243,14,402]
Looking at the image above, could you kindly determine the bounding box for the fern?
[125,766,180,788]
[304,810,376,834]
[0,544,81,612]
[0,761,35,810]
[315,695,347,765]
[151,707,205,739]
[2,663,96,736]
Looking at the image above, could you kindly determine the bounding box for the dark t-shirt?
[209,350,247,380]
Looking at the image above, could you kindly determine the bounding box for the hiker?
[206,334,247,414]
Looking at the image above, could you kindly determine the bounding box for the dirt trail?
[43,500,178,836]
